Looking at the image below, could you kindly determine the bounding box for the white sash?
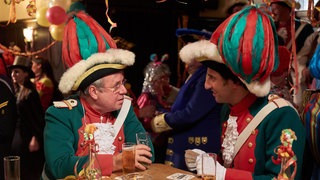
[112,95,132,141]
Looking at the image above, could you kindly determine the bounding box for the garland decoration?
[26,0,37,16]
[0,41,57,56]
[289,0,299,99]
[0,0,23,26]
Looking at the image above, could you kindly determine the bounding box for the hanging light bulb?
[23,27,33,42]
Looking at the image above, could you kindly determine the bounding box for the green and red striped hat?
[59,11,135,94]
[179,6,279,97]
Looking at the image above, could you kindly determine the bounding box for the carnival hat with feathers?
[59,11,135,94]
[179,6,279,97]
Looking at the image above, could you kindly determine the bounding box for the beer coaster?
[166,173,195,180]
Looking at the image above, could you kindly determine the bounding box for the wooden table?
[108,163,201,179]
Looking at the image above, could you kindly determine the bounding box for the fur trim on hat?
[59,48,135,94]
[179,40,223,64]
[241,77,271,97]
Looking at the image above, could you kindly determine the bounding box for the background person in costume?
[151,28,222,171]
[183,6,305,179]
[137,53,179,163]
[0,58,17,179]
[270,0,314,110]
[301,20,320,179]
[9,55,45,180]
[270,46,293,104]
[0,44,20,77]
[31,56,63,111]
[224,0,248,18]
[43,11,154,179]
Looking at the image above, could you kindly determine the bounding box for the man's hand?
[196,155,226,180]
[135,144,152,170]
[29,136,40,152]
[185,149,205,171]
[112,144,152,172]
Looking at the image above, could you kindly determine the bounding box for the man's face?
[204,68,234,104]
[271,3,291,22]
[94,71,128,113]
[231,5,245,14]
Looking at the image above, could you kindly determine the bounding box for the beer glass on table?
[122,142,136,174]
[136,132,151,168]
[3,156,20,180]
[201,153,216,180]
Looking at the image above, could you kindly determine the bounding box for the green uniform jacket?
[220,94,306,180]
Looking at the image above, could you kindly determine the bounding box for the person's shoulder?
[0,74,14,94]
[52,98,78,110]
[300,20,314,31]
[39,76,54,85]
[295,19,313,29]
[266,94,299,116]
[49,94,79,110]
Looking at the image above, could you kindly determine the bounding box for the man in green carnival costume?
[42,11,154,179]
[183,6,305,180]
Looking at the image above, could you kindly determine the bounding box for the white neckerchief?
[93,122,116,154]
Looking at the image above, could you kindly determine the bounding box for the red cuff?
[225,168,253,180]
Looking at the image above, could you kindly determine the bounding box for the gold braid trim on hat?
[72,63,126,91]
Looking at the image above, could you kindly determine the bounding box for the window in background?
[296,0,315,10]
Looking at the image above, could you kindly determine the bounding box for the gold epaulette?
[53,99,77,110]
[268,94,291,108]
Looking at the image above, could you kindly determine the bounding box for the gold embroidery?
[195,137,201,146]
[202,137,208,145]
[0,101,8,109]
[188,136,209,145]
[188,137,194,144]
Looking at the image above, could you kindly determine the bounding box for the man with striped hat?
[42,11,154,179]
[184,6,305,179]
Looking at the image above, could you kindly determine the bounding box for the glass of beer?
[3,156,20,180]
[201,153,216,180]
[122,142,136,174]
[136,132,150,168]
